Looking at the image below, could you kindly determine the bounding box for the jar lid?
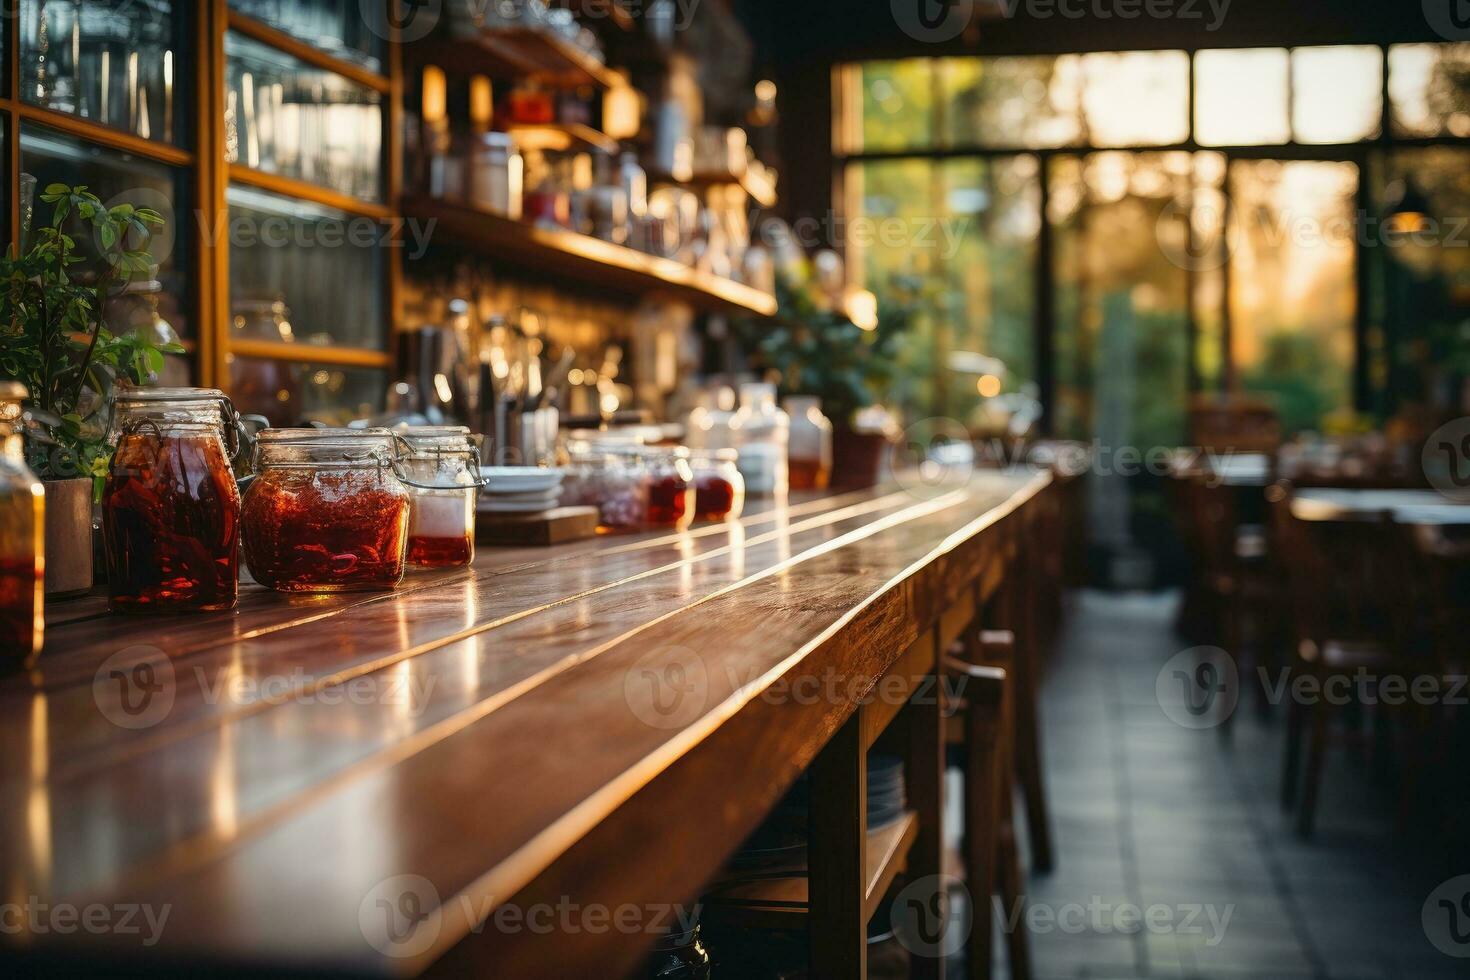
[398,425,472,444]
[0,380,27,401]
[258,427,393,446]
[116,385,228,402]
[113,385,233,416]
[690,448,738,463]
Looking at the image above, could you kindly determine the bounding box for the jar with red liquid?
[397,426,481,569]
[784,396,833,491]
[103,387,244,613]
[0,414,44,665]
[241,429,411,593]
[640,447,694,531]
[690,449,745,522]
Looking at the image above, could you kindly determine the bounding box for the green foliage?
[0,183,178,481]
[740,272,920,427]
[1241,331,1348,435]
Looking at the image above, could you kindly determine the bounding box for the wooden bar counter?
[1,471,1049,977]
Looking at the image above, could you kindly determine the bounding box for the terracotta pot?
[830,426,893,490]
[43,477,94,598]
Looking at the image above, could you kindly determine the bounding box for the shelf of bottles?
[221,1,396,426]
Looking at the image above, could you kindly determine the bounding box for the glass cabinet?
[2,0,399,423]
[19,0,182,143]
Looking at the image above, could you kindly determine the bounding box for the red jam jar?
[241,429,410,593]
[641,447,695,531]
[103,387,244,613]
[690,449,745,521]
[398,426,481,569]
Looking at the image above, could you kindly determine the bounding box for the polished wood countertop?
[4,472,1047,976]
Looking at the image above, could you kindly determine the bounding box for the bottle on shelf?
[468,131,524,219]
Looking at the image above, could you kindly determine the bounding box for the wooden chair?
[945,627,1031,980]
[1180,475,1282,724]
[1266,483,1432,836]
[1188,395,1282,456]
[990,507,1055,874]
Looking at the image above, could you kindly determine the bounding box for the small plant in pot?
[741,258,917,488]
[0,181,178,597]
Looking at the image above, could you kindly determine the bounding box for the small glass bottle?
[103,387,244,613]
[731,382,789,497]
[0,415,44,665]
[398,426,481,569]
[783,395,833,491]
[468,131,523,219]
[242,429,412,593]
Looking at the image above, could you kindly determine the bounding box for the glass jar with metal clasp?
[395,425,485,568]
[241,428,413,593]
[103,386,249,613]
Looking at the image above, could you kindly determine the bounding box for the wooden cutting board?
[475,506,600,546]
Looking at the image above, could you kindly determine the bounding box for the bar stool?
[946,628,1031,980]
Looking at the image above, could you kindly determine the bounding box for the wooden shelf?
[702,811,920,930]
[227,339,393,370]
[402,196,777,316]
[406,29,621,90]
[226,10,390,94]
[508,122,620,155]
[648,166,778,208]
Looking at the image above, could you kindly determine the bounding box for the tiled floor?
[982,590,1466,980]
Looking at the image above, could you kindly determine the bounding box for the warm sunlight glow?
[1292,46,1382,144]
[1194,49,1291,146]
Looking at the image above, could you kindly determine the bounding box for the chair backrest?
[1266,482,1425,657]
[1189,396,1282,456]
[1185,476,1244,588]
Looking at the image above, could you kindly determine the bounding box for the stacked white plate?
[477,467,564,514]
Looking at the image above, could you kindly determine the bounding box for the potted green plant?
[741,263,917,488]
[0,180,176,596]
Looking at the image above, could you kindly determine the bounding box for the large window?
[837,44,1470,437]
